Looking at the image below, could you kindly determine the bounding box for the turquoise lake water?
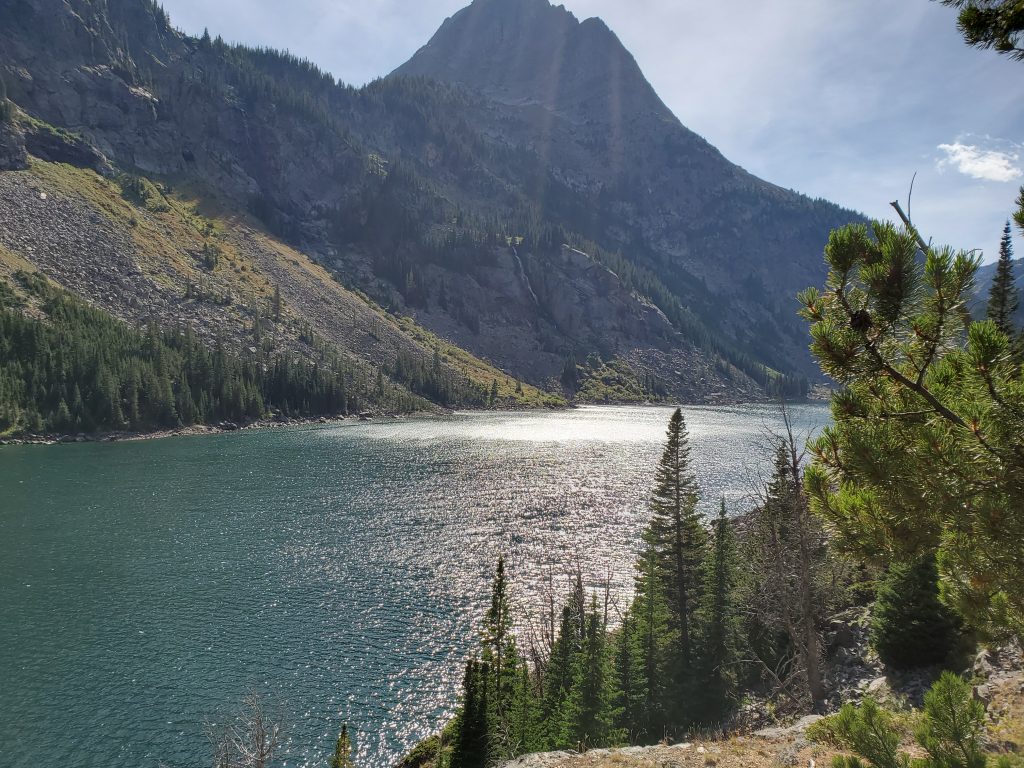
[0,404,829,768]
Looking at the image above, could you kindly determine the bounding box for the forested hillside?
[0,154,560,437]
[0,272,392,433]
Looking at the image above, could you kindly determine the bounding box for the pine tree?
[482,556,512,701]
[330,723,355,768]
[697,498,740,723]
[541,604,581,748]
[800,221,1024,638]
[452,659,490,768]
[272,284,282,322]
[612,611,643,742]
[561,354,578,391]
[645,408,706,725]
[870,554,959,669]
[939,0,1024,61]
[570,597,619,749]
[0,72,12,123]
[481,556,522,760]
[626,543,671,743]
[917,672,987,768]
[987,220,1018,336]
[508,666,541,757]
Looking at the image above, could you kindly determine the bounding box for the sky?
[156,0,1023,263]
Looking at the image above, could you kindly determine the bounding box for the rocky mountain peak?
[392,0,671,120]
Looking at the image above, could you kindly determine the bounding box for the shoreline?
[0,397,830,448]
[0,411,415,447]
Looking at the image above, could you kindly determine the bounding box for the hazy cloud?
[937,141,1022,182]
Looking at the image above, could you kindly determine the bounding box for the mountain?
[0,0,862,408]
[394,0,864,377]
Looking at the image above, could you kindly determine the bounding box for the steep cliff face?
[393,0,863,378]
[0,0,856,400]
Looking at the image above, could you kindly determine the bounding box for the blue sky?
[158,0,1023,263]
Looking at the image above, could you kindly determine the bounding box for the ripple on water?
[0,404,828,768]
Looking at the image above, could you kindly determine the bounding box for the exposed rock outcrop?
[0,118,27,171]
[23,122,113,175]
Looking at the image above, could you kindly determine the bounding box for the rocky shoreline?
[0,398,829,448]
[0,411,413,447]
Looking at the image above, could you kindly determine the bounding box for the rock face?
[0,0,861,398]
[22,124,113,175]
[0,119,27,171]
[394,0,865,377]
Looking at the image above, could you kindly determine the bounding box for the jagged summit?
[392,0,670,119]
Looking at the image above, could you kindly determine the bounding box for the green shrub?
[808,713,844,746]
[830,699,910,768]
[871,554,959,669]
[829,674,989,768]
[915,671,986,768]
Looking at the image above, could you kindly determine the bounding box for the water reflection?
[0,404,828,768]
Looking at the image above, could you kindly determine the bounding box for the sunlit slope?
[0,159,562,409]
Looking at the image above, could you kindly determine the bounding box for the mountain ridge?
[391,0,865,378]
[0,0,862,404]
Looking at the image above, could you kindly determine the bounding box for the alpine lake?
[0,404,830,768]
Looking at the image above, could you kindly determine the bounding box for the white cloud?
[936,141,1022,182]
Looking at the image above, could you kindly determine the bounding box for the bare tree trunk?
[743,403,836,712]
[206,692,280,768]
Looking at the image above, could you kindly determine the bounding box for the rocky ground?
[495,617,1024,768]
[501,730,846,768]
[0,158,560,410]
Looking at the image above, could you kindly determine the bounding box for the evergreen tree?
[481,556,523,761]
[540,581,586,750]
[987,220,1018,336]
[569,597,619,749]
[917,672,987,768]
[939,0,1024,61]
[272,284,282,322]
[697,498,740,723]
[330,723,355,768]
[561,354,579,391]
[612,610,643,743]
[870,554,959,669]
[0,72,12,123]
[645,407,706,725]
[625,543,671,743]
[800,221,1024,639]
[451,659,490,768]
[508,666,541,757]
